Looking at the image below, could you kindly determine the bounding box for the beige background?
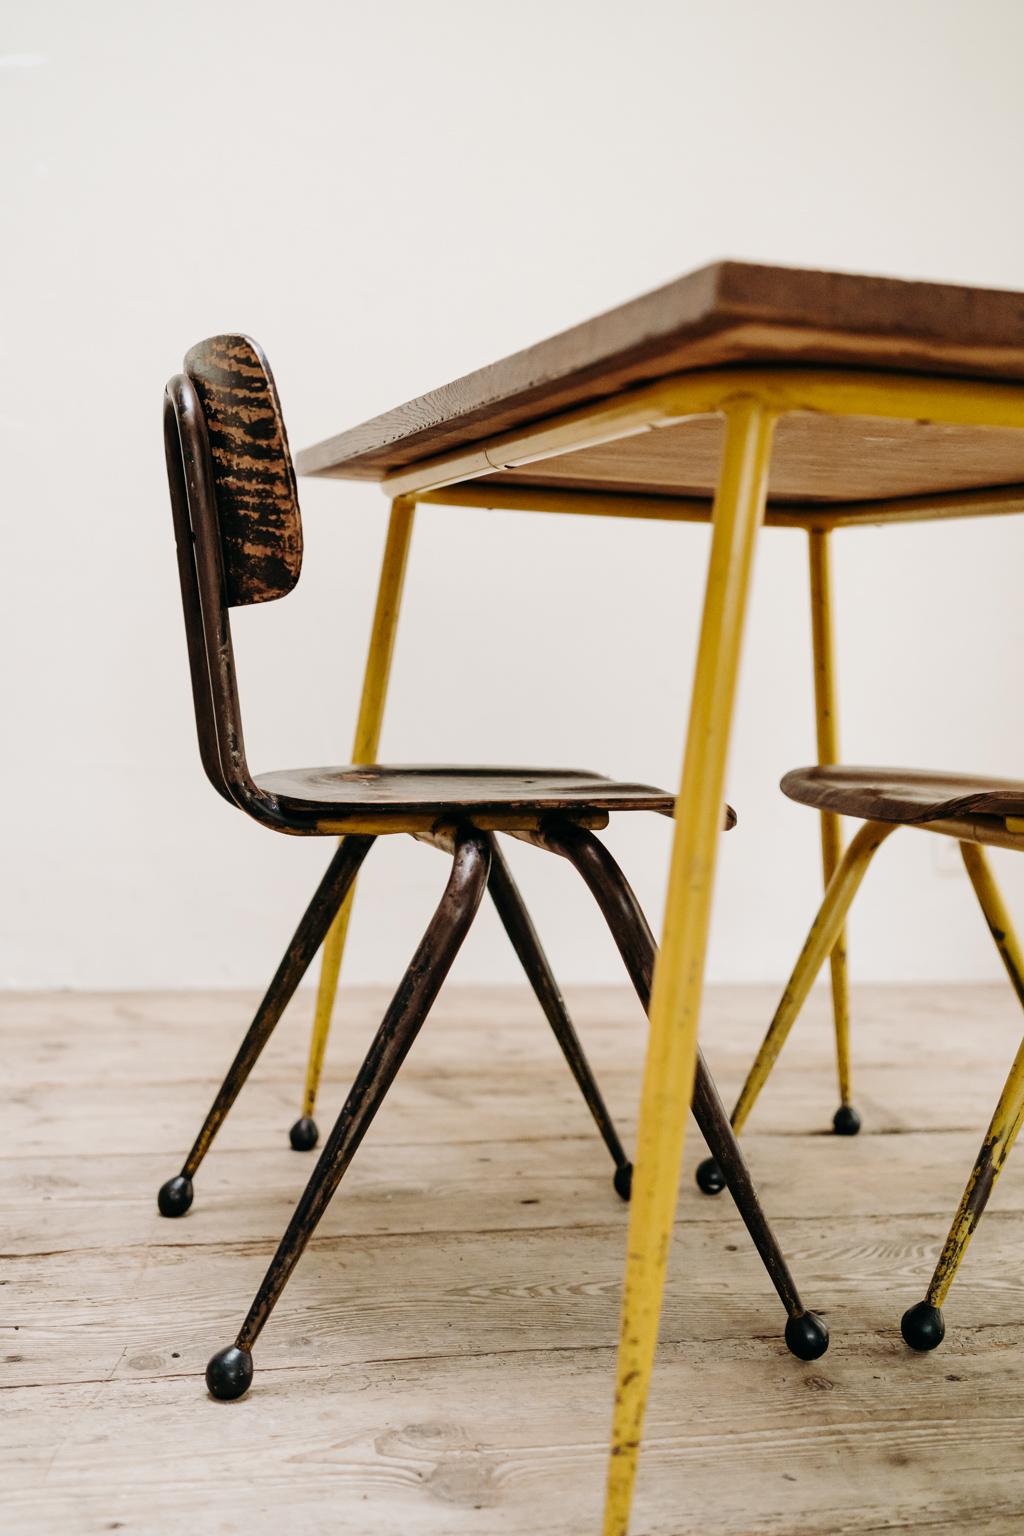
[5,0,1024,988]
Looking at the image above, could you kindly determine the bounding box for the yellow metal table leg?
[808,530,857,1134]
[902,841,1024,1349]
[296,496,416,1133]
[603,398,775,1536]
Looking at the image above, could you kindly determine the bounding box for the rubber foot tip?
[901,1300,945,1352]
[695,1156,726,1196]
[157,1174,193,1218]
[206,1345,253,1400]
[289,1117,319,1152]
[785,1310,830,1361]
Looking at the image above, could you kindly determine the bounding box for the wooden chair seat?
[254,762,698,828]
[781,764,1024,825]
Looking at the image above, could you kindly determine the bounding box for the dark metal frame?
[515,817,824,1356]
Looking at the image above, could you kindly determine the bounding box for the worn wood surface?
[184,335,303,606]
[254,765,677,822]
[296,261,1024,503]
[491,412,1024,505]
[4,984,1024,1533]
[782,764,1024,823]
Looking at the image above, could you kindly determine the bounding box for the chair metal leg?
[157,835,375,1218]
[808,529,858,1136]
[484,833,633,1198]
[293,496,416,1151]
[902,841,1024,1351]
[204,827,491,1400]
[528,815,827,1361]
[695,817,896,1197]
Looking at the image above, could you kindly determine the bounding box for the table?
[295,260,1024,1535]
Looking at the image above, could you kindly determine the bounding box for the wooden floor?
[4,983,1024,1534]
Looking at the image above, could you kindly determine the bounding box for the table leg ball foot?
[695,1156,726,1195]
[289,1116,319,1151]
[832,1104,862,1136]
[206,1345,254,1400]
[901,1300,945,1352]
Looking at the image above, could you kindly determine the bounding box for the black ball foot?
[901,1300,945,1352]
[833,1104,862,1136]
[206,1344,253,1400]
[157,1174,193,1218]
[785,1310,830,1361]
[613,1162,633,1202]
[289,1116,319,1152]
[695,1156,726,1195]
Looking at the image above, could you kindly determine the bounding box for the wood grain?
[782,764,1024,823]
[253,764,676,821]
[185,335,303,606]
[4,984,1024,1533]
[296,261,1024,502]
[10,1343,1024,1536]
[493,412,1024,504]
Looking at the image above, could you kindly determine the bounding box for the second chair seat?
[782,763,1024,825]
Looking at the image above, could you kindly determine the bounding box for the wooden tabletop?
[297,261,1024,505]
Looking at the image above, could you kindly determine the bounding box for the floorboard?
[3,984,1023,1533]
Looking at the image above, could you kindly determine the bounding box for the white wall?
[4,0,1024,991]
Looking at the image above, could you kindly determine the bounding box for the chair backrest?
[163,335,301,821]
[184,335,303,606]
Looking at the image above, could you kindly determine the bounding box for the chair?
[695,762,1024,1351]
[160,334,828,1400]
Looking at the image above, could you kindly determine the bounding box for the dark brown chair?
[160,334,828,1400]
[696,761,1024,1354]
